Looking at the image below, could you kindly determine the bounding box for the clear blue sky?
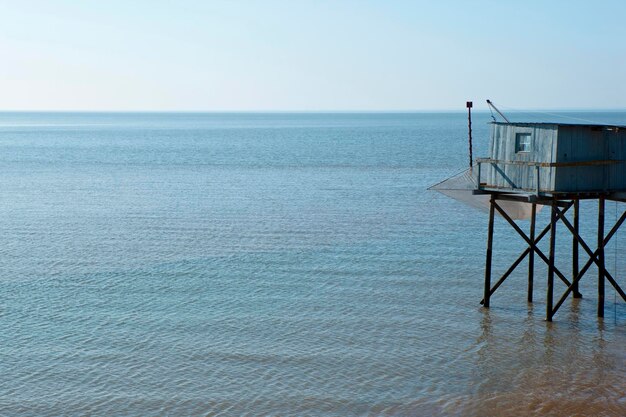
[1,0,625,111]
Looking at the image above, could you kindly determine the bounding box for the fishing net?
[429,167,542,220]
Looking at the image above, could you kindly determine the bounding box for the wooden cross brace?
[481,200,573,306]
[549,203,626,319]
[481,197,626,321]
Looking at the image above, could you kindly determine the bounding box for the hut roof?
[491,121,626,129]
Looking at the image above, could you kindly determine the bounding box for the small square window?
[515,133,532,153]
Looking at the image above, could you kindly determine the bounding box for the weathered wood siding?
[486,123,557,191]
[607,129,626,191]
[485,123,626,193]
[555,126,626,192]
[555,126,606,192]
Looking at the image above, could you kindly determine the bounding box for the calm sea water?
[0,112,625,416]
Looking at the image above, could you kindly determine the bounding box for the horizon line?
[1,108,626,114]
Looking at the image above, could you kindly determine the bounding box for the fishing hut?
[433,101,626,321]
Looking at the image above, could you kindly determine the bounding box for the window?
[515,133,532,153]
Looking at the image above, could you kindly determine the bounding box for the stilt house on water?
[431,102,626,322]
[477,122,626,195]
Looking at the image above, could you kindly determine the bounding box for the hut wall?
[608,129,626,191]
[487,124,557,192]
[555,127,626,192]
[554,126,607,192]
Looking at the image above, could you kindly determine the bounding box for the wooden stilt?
[478,202,573,305]
[476,191,626,321]
[598,197,605,318]
[483,197,495,308]
[555,204,626,305]
[494,202,572,288]
[573,200,582,298]
[528,203,536,303]
[551,207,626,317]
[547,202,557,321]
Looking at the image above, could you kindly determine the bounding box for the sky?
[0,0,625,111]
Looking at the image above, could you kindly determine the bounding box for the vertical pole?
[467,101,473,169]
[573,200,582,298]
[528,203,536,303]
[484,197,495,308]
[598,197,605,318]
[535,165,540,196]
[547,202,557,321]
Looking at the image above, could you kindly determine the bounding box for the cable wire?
[493,103,617,125]
[615,201,618,324]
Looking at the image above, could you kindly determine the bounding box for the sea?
[0,111,625,416]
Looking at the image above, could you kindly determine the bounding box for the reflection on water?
[449,306,626,417]
[0,112,624,416]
